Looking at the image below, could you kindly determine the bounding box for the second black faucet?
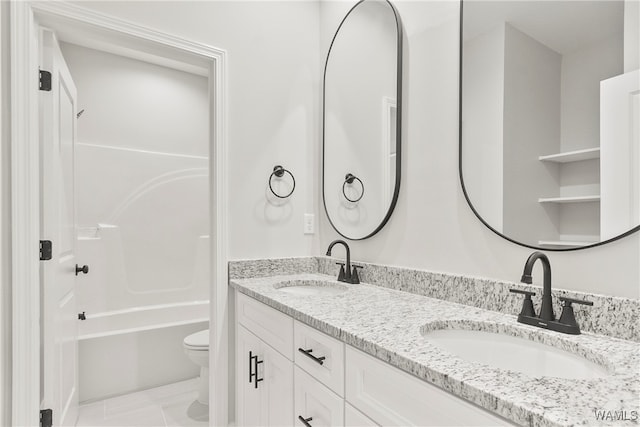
[511,251,593,334]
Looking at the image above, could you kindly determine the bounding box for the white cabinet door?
[237,325,263,427]
[294,367,344,427]
[236,324,294,427]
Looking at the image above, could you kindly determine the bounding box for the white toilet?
[183,329,209,405]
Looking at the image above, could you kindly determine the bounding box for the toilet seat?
[184,329,209,350]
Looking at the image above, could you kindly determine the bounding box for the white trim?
[0,2,9,425]
[10,2,229,426]
[209,40,230,427]
[10,3,41,426]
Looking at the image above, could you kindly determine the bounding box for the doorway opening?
[10,3,228,426]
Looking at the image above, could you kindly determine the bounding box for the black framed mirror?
[322,0,403,240]
[459,0,640,251]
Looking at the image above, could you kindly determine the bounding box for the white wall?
[461,23,504,232]
[624,0,640,72]
[319,0,640,299]
[60,43,209,157]
[502,23,562,244]
[0,2,11,425]
[560,33,623,152]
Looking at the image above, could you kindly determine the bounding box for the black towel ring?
[269,165,295,199]
[343,173,364,203]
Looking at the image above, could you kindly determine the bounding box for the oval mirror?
[460,0,640,250]
[323,0,403,240]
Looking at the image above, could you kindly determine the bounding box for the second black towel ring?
[269,165,295,198]
[343,173,364,203]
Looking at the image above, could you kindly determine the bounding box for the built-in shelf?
[538,240,598,247]
[538,195,600,204]
[538,147,600,163]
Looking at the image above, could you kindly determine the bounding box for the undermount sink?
[274,280,348,296]
[422,323,610,380]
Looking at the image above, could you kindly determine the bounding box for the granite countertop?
[230,273,640,427]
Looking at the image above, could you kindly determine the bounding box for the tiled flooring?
[76,378,209,427]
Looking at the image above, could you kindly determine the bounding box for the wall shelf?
[538,147,600,163]
[538,195,600,204]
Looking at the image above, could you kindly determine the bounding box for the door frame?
[9,2,229,426]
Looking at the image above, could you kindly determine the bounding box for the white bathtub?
[78,301,209,402]
[78,300,209,341]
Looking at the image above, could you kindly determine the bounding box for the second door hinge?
[39,409,52,427]
[39,240,52,261]
[39,70,52,91]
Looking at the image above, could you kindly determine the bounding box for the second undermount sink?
[422,324,610,380]
[274,279,348,296]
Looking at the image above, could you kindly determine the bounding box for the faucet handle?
[509,288,536,317]
[350,265,363,284]
[559,296,593,307]
[558,296,592,333]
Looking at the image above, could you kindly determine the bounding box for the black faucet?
[325,240,360,284]
[521,252,554,321]
[510,251,593,334]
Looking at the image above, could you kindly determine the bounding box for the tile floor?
[76,378,209,427]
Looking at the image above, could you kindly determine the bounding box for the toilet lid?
[184,329,209,349]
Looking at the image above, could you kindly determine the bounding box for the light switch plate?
[304,214,315,234]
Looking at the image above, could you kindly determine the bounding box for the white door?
[600,69,640,240]
[39,28,80,427]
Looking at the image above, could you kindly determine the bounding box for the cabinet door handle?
[298,416,313,427]
[298,348,326,365]
[249,351,256,384]
[251,351,264,389]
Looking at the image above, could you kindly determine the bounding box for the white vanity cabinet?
[235,292,514,427]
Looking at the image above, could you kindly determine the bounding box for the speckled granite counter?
[230,271,640,427]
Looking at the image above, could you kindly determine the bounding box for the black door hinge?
[40,409,52,427]
[39,240,52,261]
[39,70,52,91]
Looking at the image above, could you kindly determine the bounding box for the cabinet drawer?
[295,366,344,427]
[345,403,378,427]
[294,321,345,396]
[236,291,294,359]
[345,346,514,426]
